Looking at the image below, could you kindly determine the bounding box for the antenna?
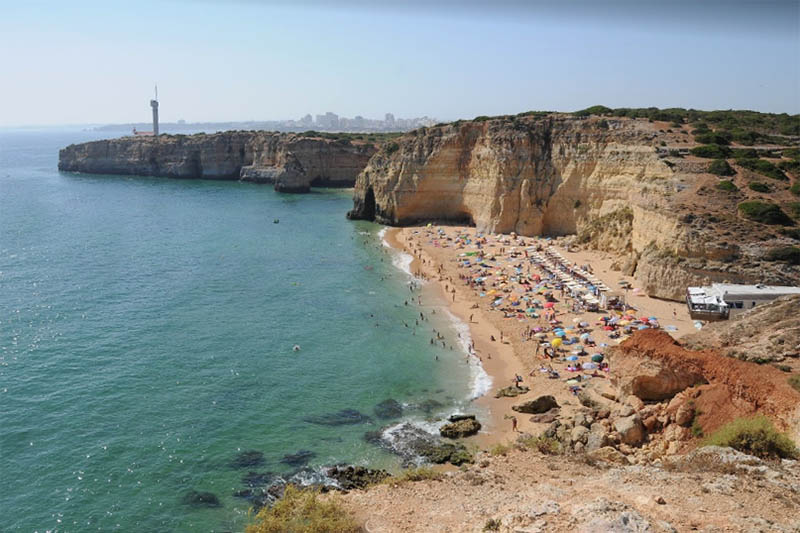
[155,84,158,102]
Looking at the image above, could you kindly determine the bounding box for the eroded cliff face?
[58,132,377,193]
[349,115,799,299]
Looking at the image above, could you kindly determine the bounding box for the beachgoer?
[511,416,518,432]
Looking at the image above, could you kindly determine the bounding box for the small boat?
[273,219,280,224]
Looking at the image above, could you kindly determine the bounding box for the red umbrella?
[603,326,614,331]
[544,302,555,308]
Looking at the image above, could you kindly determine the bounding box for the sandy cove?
[386,225,696,447]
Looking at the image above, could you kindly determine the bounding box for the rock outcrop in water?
[58,131,377,193]
[349,114,800,299]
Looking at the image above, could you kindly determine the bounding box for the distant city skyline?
[0,0,797,127]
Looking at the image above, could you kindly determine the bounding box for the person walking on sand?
[511,416,518,432]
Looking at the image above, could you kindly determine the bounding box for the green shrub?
[738,201,793,225]
[792,182,800,196]
[789,375,800,393]
[391,467,444,483]
[736,158,788,181]
[784,148,800,159]
[573,105,612,117]
[780,227,800,240]
[489,443,512,456]
[483,518,501,531]
[695,132,731,145]
[703,415,798,460]
[385,142,400,155]
[598,119,609,129]
[246,485,360,533]
[789,202,800,219]
[716,180,738,192]
[708,159,735,176]
[779,160,800,174]
[748,182,770,193]
[691,144,731,158]
[765,246,800,264]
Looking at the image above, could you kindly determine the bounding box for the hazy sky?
[1,0,798,126]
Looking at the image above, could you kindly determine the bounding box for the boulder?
[675,403,695,427]
[326,465,390,490]
[529,408,560,424]
[613,414,645,445]
[513,395,559,414]
[587,447,627,464]
[571,425,590,445]
[495,385,530,398]
[440,417,482,439]
[585,424,610,452]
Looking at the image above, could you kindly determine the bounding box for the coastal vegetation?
[691,144,731,159]
[737,201,793,225]
[765,246,800,265]
[708,159,735,176]
[572,106,800,137]
[791,182,800,196]
[703,415,799,460]
[736,158,788,181]
[748,182,770,193]
[246,485,359,533]
[715,180,738,192]
[390,467,444,484]
[790,375,800,393]
[298,130,403,143]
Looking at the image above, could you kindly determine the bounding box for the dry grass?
[388,467,444,484]
[246,485,361,533]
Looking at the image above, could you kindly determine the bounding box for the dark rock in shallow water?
[182,490,221,508]
[448,414,477,423]
[513,395,559,414]
[304,409,372,426]
[417,399,444,414]
[440,416,482,439]
[230,450,265,469]
[363,430,383,445]
[372,422,474,466]
[374,398,403,419]
[327,465,390,490]
[281,450,316,467]
[241,471,276,487]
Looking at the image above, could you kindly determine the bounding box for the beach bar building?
[686,283,800,320]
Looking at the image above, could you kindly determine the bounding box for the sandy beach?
[385,225,696,447]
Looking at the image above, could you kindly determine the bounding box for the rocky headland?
[58,131,378,193]
[348,112,800,300]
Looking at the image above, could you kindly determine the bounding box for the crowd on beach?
[399,225,682,432]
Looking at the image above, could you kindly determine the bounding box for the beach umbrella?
[572,317,582,323]
[582,362,598,370]
[591,354,604,363]
[554,330,566,337]
[649,316,658,321]
[665,325,678,331]
[544,302,555,308]
[535,332,547,338]
[598,343,609,347]
[580,332,590,340]
[566,355,578,361]
[637,325,649,330]
[566,379,579,385]
[533,327,543,332]
[551,338,563,348]
[603,326,614,331]
[579,321,590,327]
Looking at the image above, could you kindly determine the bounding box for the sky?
[0,0,798,126]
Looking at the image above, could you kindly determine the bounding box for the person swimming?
[292,344,301,352]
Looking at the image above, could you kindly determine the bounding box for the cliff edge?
[58,131,377,193]
[349,114,800,299]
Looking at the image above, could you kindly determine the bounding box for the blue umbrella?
[555,330,566,337]
[566,355,579,361]
[637,325,649,330]
[580,332,590,340]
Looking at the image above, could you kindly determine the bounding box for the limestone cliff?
[59,132,377,193]
[349,115,800,299]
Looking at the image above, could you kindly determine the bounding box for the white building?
[686,283,800,320]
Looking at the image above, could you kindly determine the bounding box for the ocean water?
[0,128,489,531]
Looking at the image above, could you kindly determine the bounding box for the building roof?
[710,283,800,298]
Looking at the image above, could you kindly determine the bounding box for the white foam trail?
[443,308,493,400]
[379,226,417,280]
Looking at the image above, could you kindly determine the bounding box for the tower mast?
[150,84,159,137]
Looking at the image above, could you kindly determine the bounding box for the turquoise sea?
[0,128,489,531]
